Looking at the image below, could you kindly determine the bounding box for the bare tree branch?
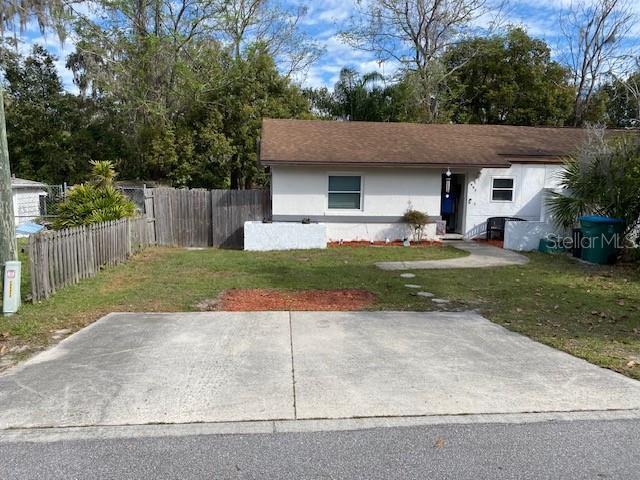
[214,0,323,77]
[559,0,636,125]
[340,0,504,122]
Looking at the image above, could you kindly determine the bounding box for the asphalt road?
[2,418,639,479]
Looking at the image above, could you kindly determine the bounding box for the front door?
[440,174,465,234]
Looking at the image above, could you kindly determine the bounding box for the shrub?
[547,129,640,240]
[402,209,429,241]
[53,161,135,229]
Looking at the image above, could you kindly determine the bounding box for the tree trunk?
[230,166,241,190]
[0,89,17,267]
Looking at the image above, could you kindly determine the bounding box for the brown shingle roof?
[259,119,590,167]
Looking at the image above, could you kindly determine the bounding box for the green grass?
[408,252,640,379]
[0,244,464,345]
[1,244,639,380]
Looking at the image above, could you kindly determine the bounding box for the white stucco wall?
[270,163,564,242]
[326,222,437,242]
[271,166,442,241]
[272,166,441,217]
[12,188,45,226]
[504,220,567,252]
[244,221,327,251]
[463,164,564,238]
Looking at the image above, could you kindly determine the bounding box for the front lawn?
[0,244,464,365]
[1,244,638,380]
[408,253,640,379]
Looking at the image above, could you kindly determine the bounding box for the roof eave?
[261,160,511,168]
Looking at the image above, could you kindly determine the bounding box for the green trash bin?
[579,215,624,264]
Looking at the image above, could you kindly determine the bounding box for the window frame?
[327,174,363,211]
[490,177,515,203]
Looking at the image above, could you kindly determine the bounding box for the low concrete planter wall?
[244,221,327,251]
[504,220,566,252]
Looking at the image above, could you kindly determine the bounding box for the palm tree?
[547,130,640,238]
[90,160,117,188]
[333,67,386,121]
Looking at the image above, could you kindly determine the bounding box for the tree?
[601,66,640,127]
[303,86,334,119]
[547,128,640,239]
[332,67,385,121]
[445,28,574,125]
[0,0,74,39]
[214,0,322,76]
[1,0,74,266]
[66,1,313,188]
[305,68,423,123]
[218,44,310,189]
[559,0,636,126]
[2,44,128,184]
[340,0,502,122]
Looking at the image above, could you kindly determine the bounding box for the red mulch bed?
[328,240,441,248]
[218,288,377,311]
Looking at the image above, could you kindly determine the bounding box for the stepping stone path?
[416,291,434,298]
[398,273,450,305]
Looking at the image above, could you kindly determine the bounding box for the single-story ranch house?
[259,118,588,243]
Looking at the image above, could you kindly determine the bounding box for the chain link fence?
[13,183,66,228]
[15,183,149,230]
[118,186,147,213]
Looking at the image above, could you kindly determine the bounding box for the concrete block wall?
[244,221,327,251]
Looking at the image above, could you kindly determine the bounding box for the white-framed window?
[328,175,362,209]
[491,177,514,202]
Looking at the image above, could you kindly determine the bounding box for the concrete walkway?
[376,241,529,270]
[1,311,639,430]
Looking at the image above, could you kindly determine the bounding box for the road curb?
[2,409,640,443]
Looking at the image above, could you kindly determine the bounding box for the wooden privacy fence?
[28,217,152,301]
[28,188,271,301]
[150,188,271,248]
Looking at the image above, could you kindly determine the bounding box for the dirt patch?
[329,240,441,248]
[195,298,219,311]
[217,288,377,311]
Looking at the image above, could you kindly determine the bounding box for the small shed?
[11,176,47,228]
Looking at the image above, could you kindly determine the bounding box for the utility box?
[3,261,21,315]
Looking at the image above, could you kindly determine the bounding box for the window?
[491,178,514,201]
[328,175,362,209]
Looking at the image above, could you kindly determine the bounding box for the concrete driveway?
[1,311,640,429]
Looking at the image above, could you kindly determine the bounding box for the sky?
[11,0,640,93]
